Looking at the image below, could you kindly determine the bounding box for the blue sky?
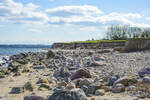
[0,0,150,44]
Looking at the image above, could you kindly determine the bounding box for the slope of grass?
[58,40,127,44]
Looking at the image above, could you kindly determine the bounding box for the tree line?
[106,25,150,40]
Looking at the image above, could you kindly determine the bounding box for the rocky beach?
[0,48,150,100]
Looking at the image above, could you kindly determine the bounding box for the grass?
[57,40,127,44]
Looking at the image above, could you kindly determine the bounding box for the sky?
[0,0,150,44]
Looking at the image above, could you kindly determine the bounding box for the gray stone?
[142,76,150,83]
[48,88,88,100]
[95,89,105,96]
[24,96,45,100]
[70,68,92,80]
[113,76,137,86]
[53,67,71,78]
[10,87,24,94]
[138,67,150,77]
[112,83,125,93]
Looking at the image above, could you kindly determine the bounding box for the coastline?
[0,48,150,100]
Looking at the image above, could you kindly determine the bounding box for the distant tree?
[141,29,150,37]
[106,25,144,40]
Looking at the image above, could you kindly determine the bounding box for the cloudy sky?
[0,0,150,44]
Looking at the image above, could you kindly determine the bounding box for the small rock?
[24,96,45,100]
[95,89,105,96]
[24,81,36,91]
[10,87,24,94]
[87,82,103,94]
[138,67,150,77]
[57,81,67,87]
[37,78,49,84]
[114,76,137,86]
[106,75,120,86]
[112,83,125,93]
[47,50,55,58]
[70,68,92,80]
[53,67,71,78]
[126,85,136,91]
[142,76,150,83]
[66,82,76,90]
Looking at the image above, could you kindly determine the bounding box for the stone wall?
[51,42,125,49]
[124,38,150,52]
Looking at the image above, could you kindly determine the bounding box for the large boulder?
[48,88,88,100]
[70,68,92,80]
[138,67,150,77]
[24,96,45,100]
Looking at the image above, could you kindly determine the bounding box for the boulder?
[138,67,150,77]
[48,88,88,100]
[24,96,45,100]
[70,68,92,80]
[112,83,125,93]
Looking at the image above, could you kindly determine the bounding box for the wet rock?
[10,87,24,94]
[70,68,92,80]
[112,83,125,93]
[138,67,150,77]
[53,67,71,78]
[95,89,105,96]
[48,88,88,100]
[24,96,45,100]
[142,76,150,83]
[114,76,137,86]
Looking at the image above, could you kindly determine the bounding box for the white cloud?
[0,0,149,28]
[46,5,103,17]
[0,0,48,25]
[145,17,150,21]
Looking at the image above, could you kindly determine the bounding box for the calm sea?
[0,45,50,56]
